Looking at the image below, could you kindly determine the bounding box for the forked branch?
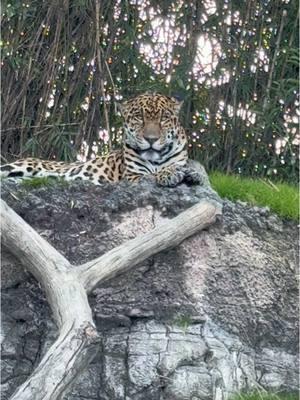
[0,198,221,400]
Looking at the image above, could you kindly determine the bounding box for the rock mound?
[1,172,298,400]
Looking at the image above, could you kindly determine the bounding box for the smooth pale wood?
[0,198,221,400]
[77,200,222,293]
[10,321,99,400]
[0,199,92,326]
[1,200,100,400]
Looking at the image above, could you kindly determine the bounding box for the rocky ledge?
[1,165,298,400]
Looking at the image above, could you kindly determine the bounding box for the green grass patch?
[20,176,69,189]
[209,172,299,220]
[172,314,193,331]
[229,392,298,400]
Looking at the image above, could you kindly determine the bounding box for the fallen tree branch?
[77,200,222,293]
[0,198,222,400]
[1,200,100,400]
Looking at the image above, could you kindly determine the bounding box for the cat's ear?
[115,101,127,115]
[171,96,184,114]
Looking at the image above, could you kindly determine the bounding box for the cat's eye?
[161,112,172,121]
[133,112,143,121]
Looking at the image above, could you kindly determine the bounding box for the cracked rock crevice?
[1,173,298,399]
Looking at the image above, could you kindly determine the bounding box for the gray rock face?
[1,171,298,400]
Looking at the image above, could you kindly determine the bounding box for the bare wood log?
[10,322,99,400]
[0,199,90,326]
[0,197,222,400]
[1,200,100,400]
[77,200,222,293]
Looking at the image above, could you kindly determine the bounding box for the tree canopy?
[1,0,299,181]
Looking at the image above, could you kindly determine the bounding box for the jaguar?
[0,93,202,187]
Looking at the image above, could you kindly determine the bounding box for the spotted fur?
[1,93,202,187]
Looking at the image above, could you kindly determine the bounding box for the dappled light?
[1,0,299,181]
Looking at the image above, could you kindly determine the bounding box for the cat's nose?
[144,122,160,145]
[145,137,157,146]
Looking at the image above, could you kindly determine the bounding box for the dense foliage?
[1,0,299,181]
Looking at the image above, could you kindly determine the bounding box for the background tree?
[1,0,299,182]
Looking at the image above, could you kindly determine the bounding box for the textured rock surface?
[1,169,298,400]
